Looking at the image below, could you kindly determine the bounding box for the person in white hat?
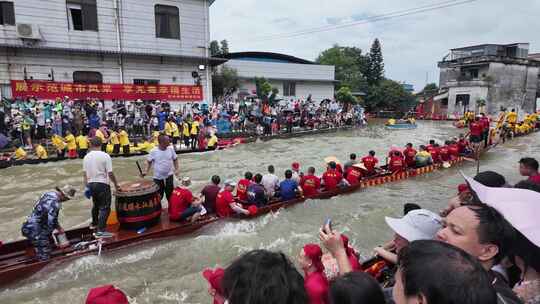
[21,185,77,260]
[373,209,443,264]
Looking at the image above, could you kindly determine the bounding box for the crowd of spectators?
[0,97,365,150]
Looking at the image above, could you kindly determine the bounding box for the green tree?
[419,83,439,96]
[210,40,221,56]
[255,77,274,103]
[220,40,230,55]
[316,44,368,92]
[365,79,415,112]
[336,86,357,104]
[212,66,240,99]
[366,38,384,86]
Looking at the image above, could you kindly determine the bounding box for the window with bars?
[283,82,296,97]
[66,0,98,31]
[155,4,180,39]
[0,2,15,25]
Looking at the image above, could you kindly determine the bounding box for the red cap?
[303,244,324,273]
[248,206,258,216]
[292,162,300,170]
[202,267,225,294]
[86,285,129,304]
[457,183,469,194]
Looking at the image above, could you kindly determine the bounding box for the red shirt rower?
[457,137,470,153]
[301,167,321,196]
[169,186,194,221]
[427,145,440,163]
[322,162,342,191]
[236,172,253,202]
[361,151,379,175]
[216,189,235,217]
[388,151,405,173]
[439,144,451,162]
[448,142,460,159]
[345,166,362,185]
[403,144,417,168]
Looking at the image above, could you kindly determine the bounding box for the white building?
[0,0,224,104]
[220,52,336,102]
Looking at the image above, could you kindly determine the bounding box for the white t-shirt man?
[83,150,113,185]
[147,146,177,180]
[261,173,279,197]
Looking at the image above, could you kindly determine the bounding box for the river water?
[1,120,538,304]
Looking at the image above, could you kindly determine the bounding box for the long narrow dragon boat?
[0,155,464,288]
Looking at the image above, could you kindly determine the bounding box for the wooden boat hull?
[0,156,464,288]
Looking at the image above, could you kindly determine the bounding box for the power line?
[239,0,478,43]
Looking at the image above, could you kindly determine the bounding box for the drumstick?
[136,160,144,177]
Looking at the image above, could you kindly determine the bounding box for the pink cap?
[464,173,540,247]
[292,162,300,170]
[202,267,225,294]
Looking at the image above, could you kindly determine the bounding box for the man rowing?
[322,161,343,191]
[278,170,303,201]
[361,151,378,176]
[141,134,179,204]
[403,143,417,168]
[236,172,253,202]
[216,180,250,217]
[388,150,405,173]
[300,167,321,196]
[262,165,280,198]
[344,163,363,185]
[247,174,268,207]
[21,185,77,260]
[169,177,204,222]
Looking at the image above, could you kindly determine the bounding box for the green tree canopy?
[365,79,415,112]
[336,86,357,105]
[220,40,229,55]
[212,66,240,99]
[419,83,439,96]
[316,44,368,92]
[366,38,384,86]
[255,77,279,104]
[210,40,221,57]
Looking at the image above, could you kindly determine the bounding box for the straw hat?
[352,163,366,170]
[324,156,341,165]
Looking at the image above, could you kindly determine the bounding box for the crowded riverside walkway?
[1,119,538,302]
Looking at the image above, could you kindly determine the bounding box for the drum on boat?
[115,180,162,230]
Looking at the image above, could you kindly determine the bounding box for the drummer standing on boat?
[83,137,120,238]
[21,185,77,261]
[141,134,179,203]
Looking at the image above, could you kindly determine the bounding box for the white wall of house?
[0,0,209,57]
[225,58,335,102]
[447,86,489,115]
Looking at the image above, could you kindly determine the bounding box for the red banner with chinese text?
[10,80,203,101]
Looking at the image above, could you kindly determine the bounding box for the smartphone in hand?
[323,218,333,233]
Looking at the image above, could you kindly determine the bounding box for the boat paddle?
[136,160,145,178]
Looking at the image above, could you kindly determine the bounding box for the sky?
[209,0,540,92]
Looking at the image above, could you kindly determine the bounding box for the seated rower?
[291,162,302,184]
[388,151,405,174]
[236,172,253,202]
[34,142,48,160]
[14,145,27,160]
[207,133,219,150]
[278,170,303,201]
[246,174,268,207]
[361,151,378,176]
[344,153,358,171]
[457,134,471,155]
[427,143,441,163]
[345,163,363,186]
[21,185,76,261]
[439,142,451,162]
[76,132,89,158]
[403,143,417,168]
[169,177,204,222]
[322,161,344,191]
[448,140,460,160]
[216,181,250,217]
[300,167,321,197]
[415,145,433,168]
[200,175,221,214]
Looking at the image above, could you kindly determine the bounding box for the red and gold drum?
[115,180,162,230]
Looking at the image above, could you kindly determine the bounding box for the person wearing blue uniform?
[278,170,303,201]
[21,185,77,261]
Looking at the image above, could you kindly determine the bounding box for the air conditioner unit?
[16,24,42,40]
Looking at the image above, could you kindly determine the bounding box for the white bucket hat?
[385,209,443,242]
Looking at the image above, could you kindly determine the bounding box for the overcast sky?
[209,0,540,92]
